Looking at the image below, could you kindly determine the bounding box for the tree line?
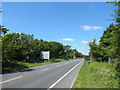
[1,28,83,65]
[88,1,120,76]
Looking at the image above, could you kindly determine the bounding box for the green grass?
[72,61,119,88]
[2,58,79,73]
[18,61,54,68]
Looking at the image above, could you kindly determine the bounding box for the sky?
[2,2,115,55]
[2,0,112,2]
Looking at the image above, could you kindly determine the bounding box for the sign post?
[40,51,50,61]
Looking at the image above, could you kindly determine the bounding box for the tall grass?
[73,61,119,88]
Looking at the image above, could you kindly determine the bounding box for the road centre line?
[29,61,66,70]
[48,60,84,89]
[42,68,50,71]
[0,76,23,84]
[56,65,61,67]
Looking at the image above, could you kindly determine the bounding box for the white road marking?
[0,76,23,84]
[70,60,84,88]
[56,65,61,67]
[48,60,84,89]
[55,63,59,64]
[29,62,60,69]
[65,63,68,64]
[42,68,50,71]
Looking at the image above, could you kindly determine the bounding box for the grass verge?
[2,58,80,73]
[72,61,119,88]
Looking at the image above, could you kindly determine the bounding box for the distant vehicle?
[84,55,90,60]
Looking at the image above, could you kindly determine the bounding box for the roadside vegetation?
[73,61,119,88]
[1,30,83,73]
[73,1,120,88]
[1,23,83,73]
[2,58,76,73]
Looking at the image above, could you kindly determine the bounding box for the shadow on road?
[2,61,35,74]
[2,68,35,74]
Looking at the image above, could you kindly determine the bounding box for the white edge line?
[70,60,84,88]
[0,76,23,84]
[48,60,84,89]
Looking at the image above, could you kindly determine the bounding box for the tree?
[98,24,117,61]
[89,39,102,61]
[46,42,65,59]
[2,33,34,63]
[89,1,120,63]
[2,30,84,67]
[0,25,9,37]
[106,1,120,59]
[73,49,83,58]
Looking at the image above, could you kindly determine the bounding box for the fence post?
[108,57,111,64]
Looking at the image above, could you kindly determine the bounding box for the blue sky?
[2,2,114,55]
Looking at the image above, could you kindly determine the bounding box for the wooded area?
[88,1,120,83]
[0,26,83,66]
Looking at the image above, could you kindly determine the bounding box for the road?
[1,59,84,89]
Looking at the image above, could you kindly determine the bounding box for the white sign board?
[41,51,50,59]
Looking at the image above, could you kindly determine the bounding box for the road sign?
[40,51,50,59]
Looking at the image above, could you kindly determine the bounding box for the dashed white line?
[0,76,23,84]
[55,63,59,64]
[56,65,61,67]
[48,60,84,89]
[42,68,50,71]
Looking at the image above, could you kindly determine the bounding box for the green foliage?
[2,31,83,73]
[88,2,120,86]
[89,39,102,61]
[72,61,119,88]
[2,33,34,62]
[99,24,120,59]
[2,59,73,73]
[89,1,120,63]
[62,46,83,59]
[0,25,9,36]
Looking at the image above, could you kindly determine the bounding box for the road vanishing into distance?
[1,59,84,89]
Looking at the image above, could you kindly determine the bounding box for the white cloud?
[77,50,81,52]
[91,40,100,44]
[81,41,89,44]
[78,49,89,55]
[81,40,100,45]
[62,38,75,41]
[80,25,102,30]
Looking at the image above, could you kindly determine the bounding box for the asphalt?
[1,59,84,89]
